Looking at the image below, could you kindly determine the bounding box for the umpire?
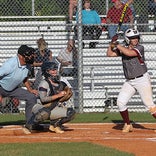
[0,45,40,132]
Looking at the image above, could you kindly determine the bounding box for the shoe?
[32,124,44,131]
[24,124,44,132]
[60,124,68,130]
[49,125,55,132]
[49,125,64,133]
[22,125,32,134]
[54,126,64,134]
[122,123,133,133]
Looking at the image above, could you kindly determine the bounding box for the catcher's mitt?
[59,86,73,102]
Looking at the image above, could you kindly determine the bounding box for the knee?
[27,93,37,103]
[67,107,76,120]
[34,108,50,123]
[149,106,156,118]
[117,100,127,112]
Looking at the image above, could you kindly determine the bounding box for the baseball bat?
[116,2,129,34]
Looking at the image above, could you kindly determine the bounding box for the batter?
[107,28,156,132]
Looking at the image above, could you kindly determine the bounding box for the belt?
[128,75,143,80]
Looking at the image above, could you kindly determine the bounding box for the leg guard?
[50,119,62,127]
[27,107,50,125]
[34,107,50,123]
[60,107,76,124]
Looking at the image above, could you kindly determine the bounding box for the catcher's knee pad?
[34,108,50,123]
[149,106,156,118]
[67,107,76,120]
[32,104,44,114]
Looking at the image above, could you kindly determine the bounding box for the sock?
[152,113,156,118]
[120,109,130,125]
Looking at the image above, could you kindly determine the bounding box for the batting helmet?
[124,28,140,44]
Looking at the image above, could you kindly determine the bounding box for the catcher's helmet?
[124,28,140,44]
[41,61,60,83]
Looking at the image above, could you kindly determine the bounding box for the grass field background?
[0,112,155,125]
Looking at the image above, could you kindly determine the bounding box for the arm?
[39,84,67,104]
[33,62,43,67]
[57,56,72,66]
[94,11,101,24]
[23,77,38,95]
[106,9,112,24]
[129,14,134,26]
[107,44,119,57]
[59,86,73,102]
[116,44,138,57]
[49,50,53,61]
[126,0,134,5]
[94,11,102,29]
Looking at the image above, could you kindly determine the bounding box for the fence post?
[77,0,83,113]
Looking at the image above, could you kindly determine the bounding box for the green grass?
[0,142,134,156]
[72,112,156,123]
[0,112,155,126]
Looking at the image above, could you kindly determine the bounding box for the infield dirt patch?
[0,123,156,156]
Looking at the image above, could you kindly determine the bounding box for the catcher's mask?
[41,61,60,83]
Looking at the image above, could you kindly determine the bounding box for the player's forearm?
[24,80,34,93]
[116,44,137,56]
[33,62,43,67]
[39,91,66,103]
[129,15,134,26]
[107,46,118,57]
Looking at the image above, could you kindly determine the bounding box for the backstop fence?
[0,0,156,114]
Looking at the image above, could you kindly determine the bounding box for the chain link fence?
[0,0,156,114]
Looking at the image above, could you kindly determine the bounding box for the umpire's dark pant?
[0,86,37,123]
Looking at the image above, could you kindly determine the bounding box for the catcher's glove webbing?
[59,86,73,102]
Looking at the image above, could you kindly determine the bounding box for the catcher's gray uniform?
[32,79,75,122]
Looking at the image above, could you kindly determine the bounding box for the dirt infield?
[0,123,156,156]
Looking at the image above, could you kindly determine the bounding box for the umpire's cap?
[18,45,35,57]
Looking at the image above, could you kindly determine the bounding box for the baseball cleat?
[49,125,55,132]
[22,127,31,135]
[49,125,64,133]
[60,124,68,130]
[122,123,133,133]
[54,126,64,133]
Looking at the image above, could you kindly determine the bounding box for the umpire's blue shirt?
[0,56,29,91]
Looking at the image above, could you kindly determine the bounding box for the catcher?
[25,61,76,134]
